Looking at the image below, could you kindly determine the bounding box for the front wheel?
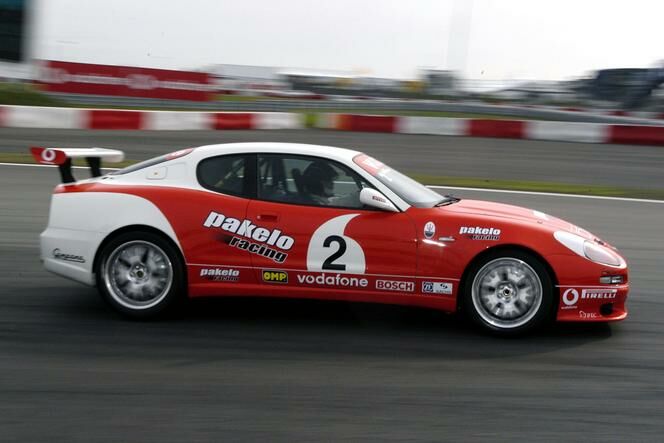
[96,231,186,319]
[462,250,554,336]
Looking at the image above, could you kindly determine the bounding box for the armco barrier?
[3,105,664,147]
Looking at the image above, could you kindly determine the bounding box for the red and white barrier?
[318,113,664,146]
[3,105,664,147]
[3,105,85,129]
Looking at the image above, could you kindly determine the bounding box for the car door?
[182,153,260,294]
[246,153,417,298]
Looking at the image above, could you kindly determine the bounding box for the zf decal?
[422,281,453,295]
[307,214,366,274]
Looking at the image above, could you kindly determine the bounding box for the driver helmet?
[302,161,338,197]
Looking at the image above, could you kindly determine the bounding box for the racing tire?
[462,249,553,336]
[96,231,186,319]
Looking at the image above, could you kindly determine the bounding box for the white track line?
[1,161,663,204]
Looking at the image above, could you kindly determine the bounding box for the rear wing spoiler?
[30,146,125,183]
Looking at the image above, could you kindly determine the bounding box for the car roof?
[191,142,362,164]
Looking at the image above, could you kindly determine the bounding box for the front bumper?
[556,284,628,322]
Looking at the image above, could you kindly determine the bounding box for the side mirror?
[360,188,399,212]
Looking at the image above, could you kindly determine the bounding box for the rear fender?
[42,192,182,285]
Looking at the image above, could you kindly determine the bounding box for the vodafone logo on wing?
[562,288,579,308]
[41,148,57,163]
[30,146,65,165]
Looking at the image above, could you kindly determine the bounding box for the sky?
[30,0,664,82]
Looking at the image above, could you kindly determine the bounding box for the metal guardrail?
[46,93,664,126]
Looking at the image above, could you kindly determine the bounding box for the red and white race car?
[32,143,629,335]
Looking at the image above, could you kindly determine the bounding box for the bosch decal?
[376,280,415,292]
[262,270,289,284]
[422,281,453,295]
[459,226,501,241]
[52,248,85,263]
[204,211,294,263]
[199,268,240,282]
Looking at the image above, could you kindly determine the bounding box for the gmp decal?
[262,270,289,283]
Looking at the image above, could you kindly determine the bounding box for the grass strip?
[0,83,68,107]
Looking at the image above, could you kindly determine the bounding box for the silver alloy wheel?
[471,257,543,329]
[103,240,173,310]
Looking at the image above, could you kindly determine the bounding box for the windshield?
[353,154,448,207]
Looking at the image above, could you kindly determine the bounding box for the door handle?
[257,213,279,222]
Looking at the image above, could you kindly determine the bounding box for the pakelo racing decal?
[199,268,240,282]
[204,211,294,263]
[459,226,501,241]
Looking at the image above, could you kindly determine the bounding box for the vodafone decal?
[37,60,214,101]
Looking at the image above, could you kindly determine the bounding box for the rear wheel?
[96,231,185,319]
[463,250,553,336]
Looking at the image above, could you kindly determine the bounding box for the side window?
[197,154,249,197]
[258,154,371,209]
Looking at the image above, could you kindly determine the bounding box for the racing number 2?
[322,235,347,271]
[307,214,366,274]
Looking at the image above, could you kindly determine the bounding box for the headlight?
[583,241,623,266]
[554,231,625,267]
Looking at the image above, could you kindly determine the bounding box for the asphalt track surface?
[3,127,664,190]
[2,157,664,442]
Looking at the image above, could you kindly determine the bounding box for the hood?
[442,199,596,240]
